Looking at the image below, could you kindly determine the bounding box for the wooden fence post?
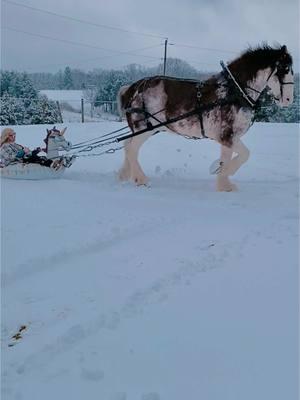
[56,101,63,123]
[81,98,84,123]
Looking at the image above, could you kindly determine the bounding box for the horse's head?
[267,45,294,107]
[43,126,72,159]
[44,126,72,153]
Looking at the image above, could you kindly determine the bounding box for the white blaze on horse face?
[281,69,294,106]
[267,74,281,104]
[268,68,294,107]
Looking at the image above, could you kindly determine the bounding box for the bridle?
[220,60,294,108]
[275,63,294,98]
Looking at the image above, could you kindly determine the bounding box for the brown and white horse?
[118,45,294,191]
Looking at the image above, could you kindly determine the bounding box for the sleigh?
[0,162,66,180]
[0,127,75,180]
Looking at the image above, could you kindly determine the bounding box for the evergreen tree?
[254,89,274,122]
[57,70,64,89]
[0,71,62,125]
[0,71,37,99]
[0,93,18,125]
[28,98,60,124]
[63,66,73,89]
[255,78,299,123]
[0,93,25,125]
[95,70,128,103]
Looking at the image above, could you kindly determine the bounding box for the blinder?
[275,61,294,85]
[274,61,294,98]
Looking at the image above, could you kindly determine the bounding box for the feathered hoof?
[133,174,149,186]
[118,168,131,182]
[216,176,238,192]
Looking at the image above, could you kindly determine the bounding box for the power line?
[186,60,218,67]
[3,0,251,57]
[172,42,238,55]
[23,56,162,72]
[4,0,299,64]
[166,53,219,68]
[3,0,167,39]
[2,27,162,60]
[102,58,162,71]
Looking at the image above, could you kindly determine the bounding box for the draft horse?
[118,44,294,191]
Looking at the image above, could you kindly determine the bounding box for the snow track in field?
[1,122,299,400]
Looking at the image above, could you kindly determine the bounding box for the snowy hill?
[1,122,299,400]
[40,90,84,103]
[39,90,117,123]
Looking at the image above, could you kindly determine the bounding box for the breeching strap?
[117,104,219,143]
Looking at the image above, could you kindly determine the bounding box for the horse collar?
[220,60,256,108]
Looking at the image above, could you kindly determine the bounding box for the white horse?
[44,126,72,159]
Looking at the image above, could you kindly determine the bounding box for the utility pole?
[163,38,168,75]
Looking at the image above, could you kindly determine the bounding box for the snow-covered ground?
[40,90,84,104]
[40,89,85,121]
[40,90,118,123]
[1,122,299,400]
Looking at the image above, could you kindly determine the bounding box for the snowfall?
[1,121,299,400]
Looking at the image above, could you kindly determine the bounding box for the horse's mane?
[228,44,293,83]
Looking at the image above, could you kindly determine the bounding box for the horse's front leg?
[216,139,250,192]
[119,154,131,181]
[216,145,237,192]
[226,139,250,176]
[125,131,152,186]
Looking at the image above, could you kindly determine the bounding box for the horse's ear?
[60,127,67,135]
[281,45,287,53]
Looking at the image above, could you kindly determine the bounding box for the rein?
[68,104,219,158]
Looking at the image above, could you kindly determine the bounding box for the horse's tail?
[117,85,131,120]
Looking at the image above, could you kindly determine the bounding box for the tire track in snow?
[4,237,240,381]
[4,206,288,383]
[2,216,176,287]
[2,194,219,287]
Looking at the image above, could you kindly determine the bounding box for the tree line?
[28,60,299,123]
[1,58,299,124]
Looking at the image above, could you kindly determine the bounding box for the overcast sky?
[1,0,299,73]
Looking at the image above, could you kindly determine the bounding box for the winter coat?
[0,143,26,166]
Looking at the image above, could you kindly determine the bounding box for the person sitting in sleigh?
[0,128,63,170]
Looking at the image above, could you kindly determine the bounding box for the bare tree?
[83,85,97,118]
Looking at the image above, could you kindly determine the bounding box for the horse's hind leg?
[124,131,152,185]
